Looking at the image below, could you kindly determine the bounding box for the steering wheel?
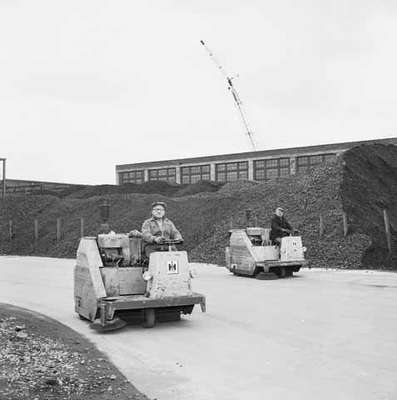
[158,238,184,245]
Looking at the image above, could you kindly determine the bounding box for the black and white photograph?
[0,1,396,399]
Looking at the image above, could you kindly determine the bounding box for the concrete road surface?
[1,256,397,400]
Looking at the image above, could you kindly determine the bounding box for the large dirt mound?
[0,144,396,269]
[341,143,397,268]
[47,180,224,199]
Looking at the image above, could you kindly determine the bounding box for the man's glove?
[128,230,142,238]
[154,236,165,244]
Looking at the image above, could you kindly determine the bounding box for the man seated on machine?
[141,201,183,257]
[270,207,293,245]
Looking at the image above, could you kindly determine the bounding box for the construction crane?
[200,40,256,150]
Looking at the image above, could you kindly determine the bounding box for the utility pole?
[200,40,256,150]
[0,158,6,199]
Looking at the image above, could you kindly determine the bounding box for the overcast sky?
[1,0,397,184]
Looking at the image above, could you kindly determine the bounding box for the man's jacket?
[270,215,292,241]
[141,217,183,243]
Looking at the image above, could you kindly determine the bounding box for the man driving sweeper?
[270,207,293,244]
[141,201,183,257]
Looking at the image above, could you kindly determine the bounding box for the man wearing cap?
[270,207,293,244]
[141,201,183,257]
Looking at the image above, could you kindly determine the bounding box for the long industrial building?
[5,179,85,195]
[116,137,397,185]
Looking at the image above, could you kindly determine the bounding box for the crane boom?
[200,40,256,150]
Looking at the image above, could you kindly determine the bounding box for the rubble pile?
[188,161,371,267]
[0,144,396,269]
[49,180,224,199]
[341,144,397,268]
[0,307,147,400]
[0,319,90,399]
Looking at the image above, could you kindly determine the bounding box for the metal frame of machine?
[74,234,206,331]
[225,227,308,279]
[97,294,206,326]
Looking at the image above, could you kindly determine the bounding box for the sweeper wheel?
[255,272,278,280]
[143,309,156,328]
[89,316,127,332]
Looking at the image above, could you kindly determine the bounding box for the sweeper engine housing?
[225,227,307,279]
[74,234,205,330]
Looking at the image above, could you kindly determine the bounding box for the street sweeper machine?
[74,233,206,331]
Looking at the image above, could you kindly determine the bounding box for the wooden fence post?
[8,220,13,240]
[342,212,348,237]
[80,217,85,238]
[319,214,324,238]
[56,218,62,242]
[383,209,392,253]
[245,209,252,227]
[34,219,39,241]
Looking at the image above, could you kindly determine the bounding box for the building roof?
[6,178,86,187]
[116,137,397,171]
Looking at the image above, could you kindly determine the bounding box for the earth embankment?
[0,144,396,269]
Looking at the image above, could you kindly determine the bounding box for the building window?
[148,168,176,183]
[253,158,290,181]
[120,170,144,184]
[215,161,248,182]
[296,153,336,173]
[181,164,211,184]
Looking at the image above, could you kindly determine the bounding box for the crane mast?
[200,40,256,150]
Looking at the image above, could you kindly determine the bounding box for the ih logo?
[167,260,178,274]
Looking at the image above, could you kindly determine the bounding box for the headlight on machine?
[302,247,307,252]
[143,271,153,281]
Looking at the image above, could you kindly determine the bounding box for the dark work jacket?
[270,215,292,241]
